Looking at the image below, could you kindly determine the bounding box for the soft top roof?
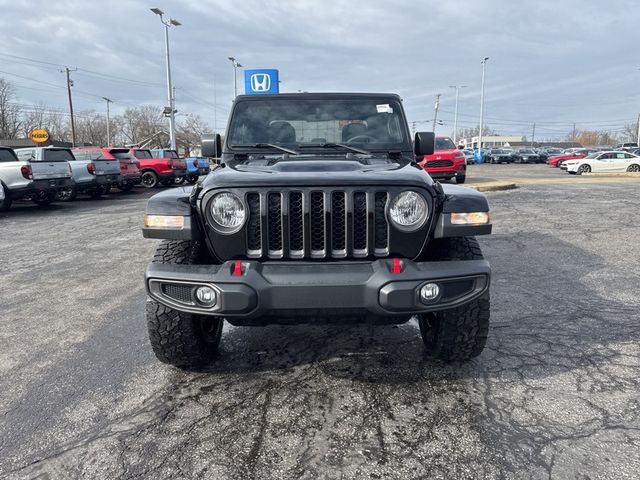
[234,92,402,102]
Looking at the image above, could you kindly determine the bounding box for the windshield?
[227,98,409,151]
[435,138,456,150]
[133,150,153,159]
[520,149,534,154]
[0,149,18,162]
[42,149,74,162]
[584,153,600,159]
[492,149,507,154]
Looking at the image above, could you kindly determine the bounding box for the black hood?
[200,158,434,190]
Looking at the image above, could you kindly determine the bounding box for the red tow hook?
[232,260,243,276]
[392,258,403,274]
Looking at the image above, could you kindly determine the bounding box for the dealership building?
[459,136,582,150]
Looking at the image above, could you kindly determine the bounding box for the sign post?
[244,69,279,95]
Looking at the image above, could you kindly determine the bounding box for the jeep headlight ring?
[210,192,246,233]
[388,191,428,231]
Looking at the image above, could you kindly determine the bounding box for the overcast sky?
[0,0,638,140]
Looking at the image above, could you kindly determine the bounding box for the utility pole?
[412,121,416,136]
[65,67,77,146]
[228,57,242,99]
[449,85,467,144]
[478,57,489,155]
[531,122,536,147]
[636,113,640,147]
[432,93,441,131]
[572,123,576,143]
[102,97,112,146]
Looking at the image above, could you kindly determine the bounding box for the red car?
[71,147,142,191]
[547,149,592,167]
[129,148,187,188]
[418,136,466,183]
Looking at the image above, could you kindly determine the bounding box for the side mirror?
[201,133,222,158]
[414,132,435,156]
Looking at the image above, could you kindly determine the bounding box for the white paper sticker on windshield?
[376,104,393,113]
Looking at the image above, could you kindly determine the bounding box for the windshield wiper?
[300,143,370,155]
[234,143,299,155]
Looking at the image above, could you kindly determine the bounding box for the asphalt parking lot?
[1,172,640,479]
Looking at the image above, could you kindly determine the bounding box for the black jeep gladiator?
[142,93,492,368]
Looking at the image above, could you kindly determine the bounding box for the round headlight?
[389,191,428,230]
[210,192,246,232]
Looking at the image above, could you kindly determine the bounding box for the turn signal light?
[143,214,185,229]
[451,212,490,225]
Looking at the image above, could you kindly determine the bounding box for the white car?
[564,151,640,174]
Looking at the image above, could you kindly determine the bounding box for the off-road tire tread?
[146,240,221,367]
[419,236,490,362]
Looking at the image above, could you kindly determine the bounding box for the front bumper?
[146,258,490,320]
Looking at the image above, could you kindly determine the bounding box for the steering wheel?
[345,135,376,144]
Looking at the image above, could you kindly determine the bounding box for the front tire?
[32,190,56,206]
[577,164,591,175]
[0,183,12,211]
[418,237,490,362]
[456,172,466,184]
[146,240,223,368]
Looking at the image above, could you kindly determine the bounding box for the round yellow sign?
[29,129,50,143]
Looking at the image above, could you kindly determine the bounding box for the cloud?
[0,0,637,138]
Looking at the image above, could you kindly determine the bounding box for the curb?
[583,172,640,177]
[467,182,518,192]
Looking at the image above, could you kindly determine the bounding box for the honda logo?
[250,73,271,92]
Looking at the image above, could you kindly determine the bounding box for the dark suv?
[142,93,493,368]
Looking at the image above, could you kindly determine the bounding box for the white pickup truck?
[0,146,75,211]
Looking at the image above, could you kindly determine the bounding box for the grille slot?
[268,193,283,256]
[374,192,388,254]
[331,191,346,256]
[310,191,326,256]
[244,189,390,259]
[289,191,304,257]
[247,193,261,257]
[162,284,193,304]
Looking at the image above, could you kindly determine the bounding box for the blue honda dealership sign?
[244,69,279,95]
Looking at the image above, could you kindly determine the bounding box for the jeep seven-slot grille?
[246,190,389,259]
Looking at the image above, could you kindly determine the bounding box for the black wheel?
[626,164,640,172]
[0,182,12,211]
[141,170,159,188]
[174,176,185,185]
[32,190,56,206]
[57,186,77,202]
[577,164,591,175]
[186,174,199,184]
[418,237,490,362]
[118,183,134,192]
[88,185,104,199]
[146,240,223,368]
[456,172,466,184]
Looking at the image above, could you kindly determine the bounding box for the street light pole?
[478,57,489,154]
[432,93,441,132]
[151,8,180,150]
[449,85,467,144]
[228,57,243,99]
[102,97,112,146]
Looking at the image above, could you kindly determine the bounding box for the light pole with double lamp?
[478,57,489,157]
[150,7,181,150]
[228,57,242,99]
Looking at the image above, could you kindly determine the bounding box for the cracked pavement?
[1,171,639,479]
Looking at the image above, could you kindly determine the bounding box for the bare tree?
[456,124,498,142]
[119,105,167,147]
[177,114,211,154]
[74,110,108,146]
[0,78,22,139]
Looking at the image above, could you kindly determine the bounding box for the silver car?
[1,146,75,210]
[63,148,121,200]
